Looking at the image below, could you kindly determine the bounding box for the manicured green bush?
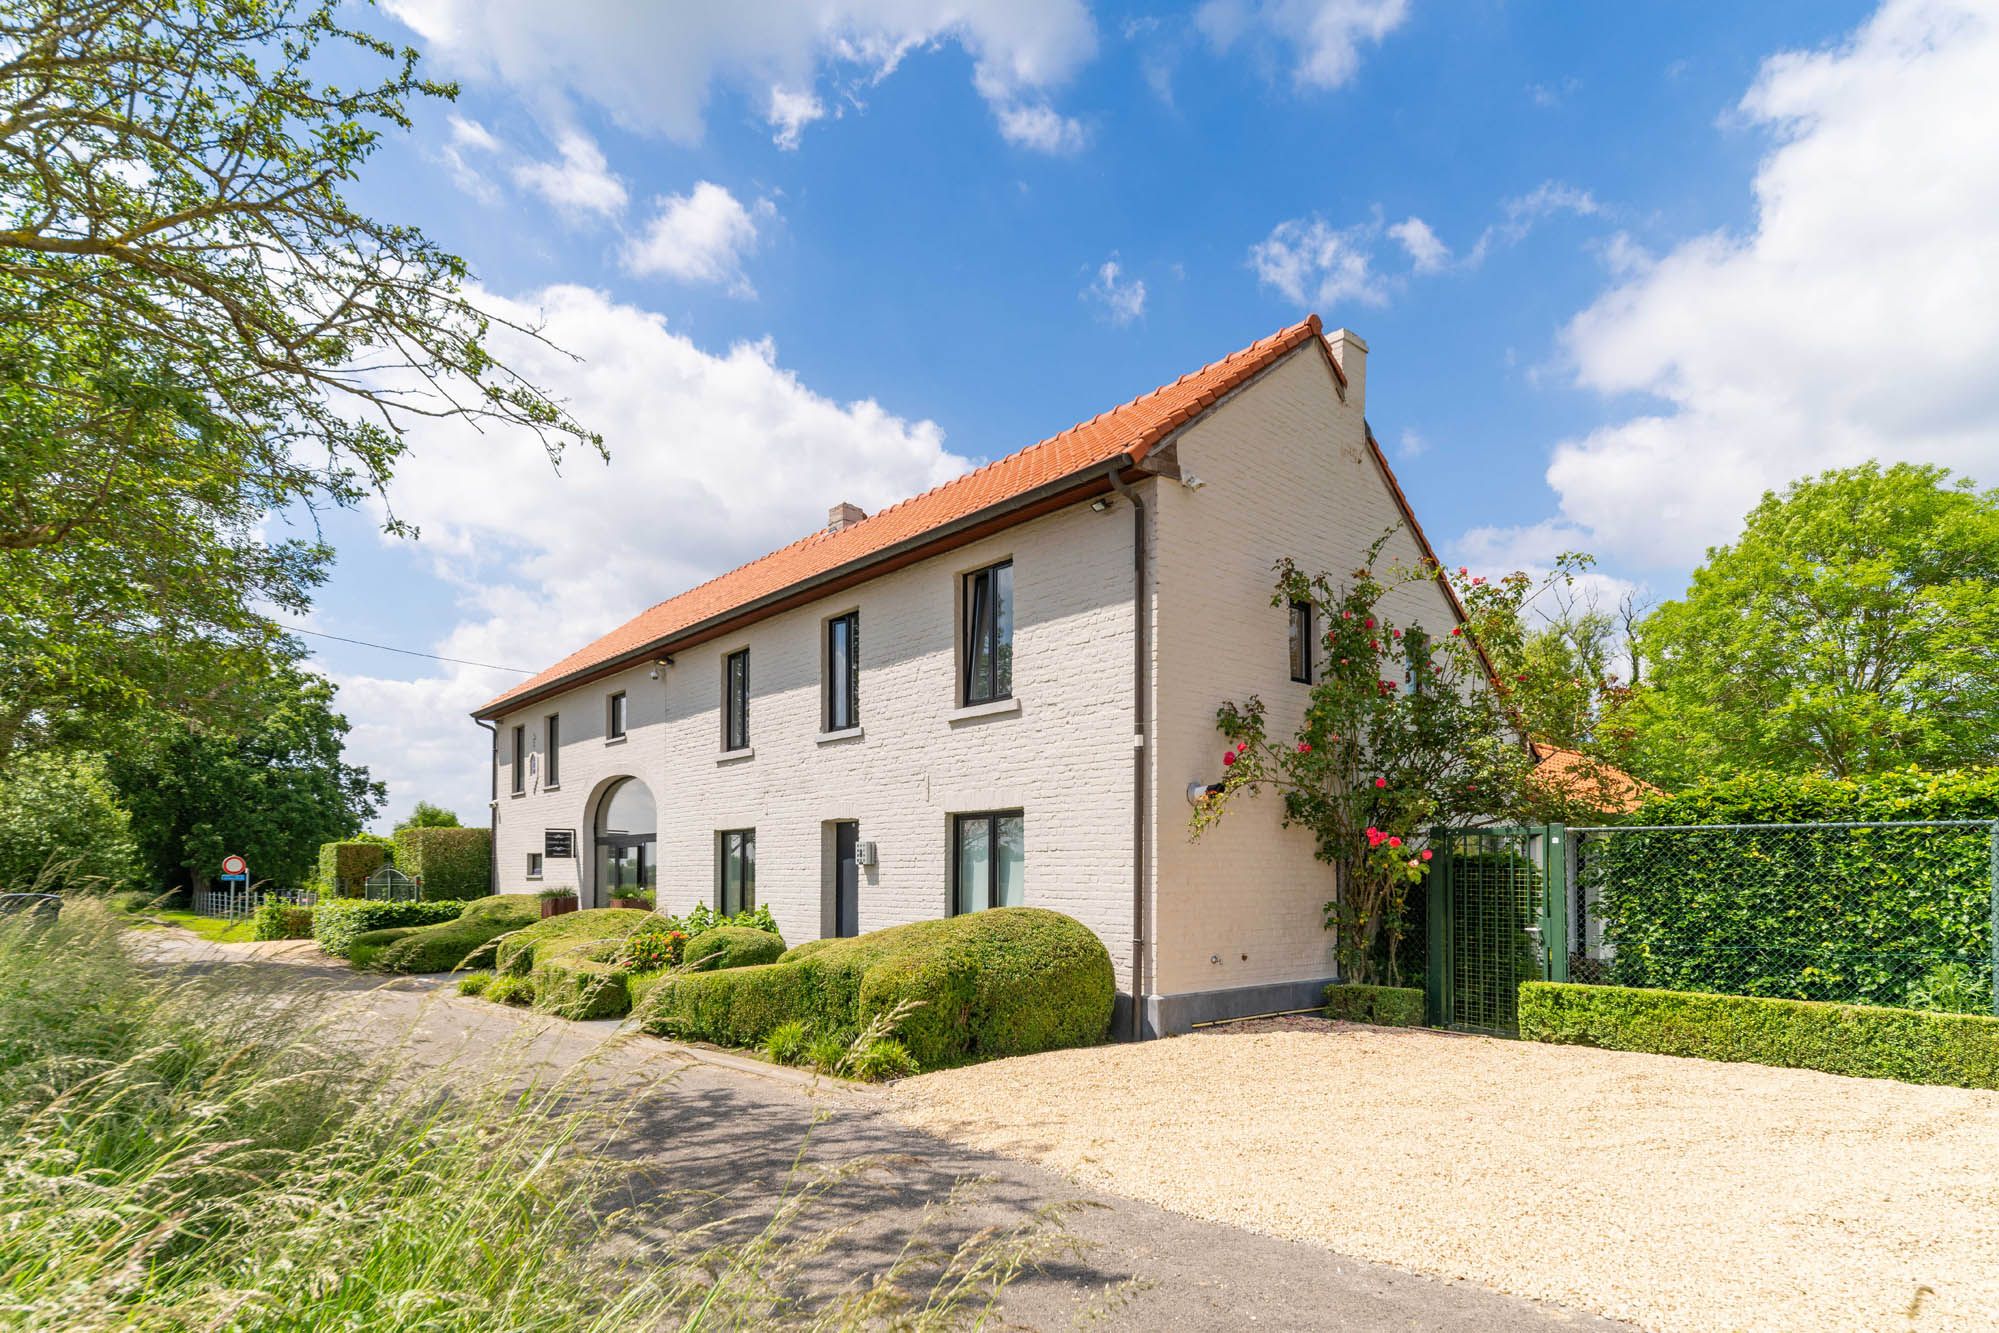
[638,908,1114,1070]
[684,924,787,972]
[1324,983,1424,1027]
[315,837,392,898]
[364,894,542,973]
[392,826,491,902]
[251,900,315,941]
[1519,981,1999,1090]
[348,926,421,969]
[1597,769,1998,1008]
[531,939,634,1020]
[313,898,463,959]
[495,908,653,977]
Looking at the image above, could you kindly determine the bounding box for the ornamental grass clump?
[0,901,1065,1329]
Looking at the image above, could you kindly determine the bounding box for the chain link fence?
[1569,820,1999,1015]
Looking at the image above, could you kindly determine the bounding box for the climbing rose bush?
[1191,534,1544,984]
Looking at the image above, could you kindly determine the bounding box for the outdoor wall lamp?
[1090,496,1114,512]
[1186,779,1226,806]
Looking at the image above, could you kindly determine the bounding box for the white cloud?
[385,0,1096,152]
[622,182,770,294]
[1250,216,1388,309]
[1496,0,1999,570]
[767,85,827,149]
[509,130,628,219]
[1459,180,1601,267]
[1388,216,1449,272]
[1196,0,1410,89]
[1084,257,1147,325]
[439,114,503,202]
[993,101,1088,153]
[1396,427,1427,458]
[325,284,973,825]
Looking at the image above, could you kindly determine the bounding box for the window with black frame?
[1288,599,1313,683]
[724,649,750,750]
[961,560,1013,705]
[827,612,859,731]
[952,811,1024,914]
[718,829,755,914]
[543,712,560,786]
[510,725,525,794]
[606,691,627,740]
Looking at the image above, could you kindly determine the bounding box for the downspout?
[476,718,498,896]
[1106,467,1150,1040]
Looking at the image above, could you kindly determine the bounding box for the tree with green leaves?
[1624,463,1999,787]
[0,749,138,891]
[108,669,383,892]
[395,801,461,832]
[0,0,598,761]
[1192,538,1547,983]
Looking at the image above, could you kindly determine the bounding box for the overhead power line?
[276,623,534,674]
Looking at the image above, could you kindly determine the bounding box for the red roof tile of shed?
[477,315,1330,717]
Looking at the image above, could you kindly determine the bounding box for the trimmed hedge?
[250,901,315,942]
[637,908,1114,1070]
[315,838,391,897]
[393,826,492,902]
[1519,981,1999,1091]
[1324,983,1424,1027]
[684,925,787,972]
[364,894,542,973]
[314,898,464,959]
[495,908,653,977]
[531,939,633,1020]
[348,926,422,969]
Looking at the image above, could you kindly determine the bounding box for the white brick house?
[474,316,1465,1036]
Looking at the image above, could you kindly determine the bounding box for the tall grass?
[0,903,1067,1330]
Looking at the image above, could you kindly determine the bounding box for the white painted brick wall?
[492,501,1139,983]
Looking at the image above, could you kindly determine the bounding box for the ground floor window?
[526,852,543,880]
[952,811,1024,915]
[719,829,756,914]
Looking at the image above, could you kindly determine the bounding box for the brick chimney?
[1326,327,1367,415]
[827,501,867,533]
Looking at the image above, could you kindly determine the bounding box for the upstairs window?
[827,612,859,731]
[544,712,561,786]
[606,690,627,740]
[510,724,525,795]
[724,649,750,750]
[1289,600,1314,683]
[962,560,1014,705]
[718,829,756,914]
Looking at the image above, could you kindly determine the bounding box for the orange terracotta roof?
[1529,742,1662,814]
[477,315,1330,717]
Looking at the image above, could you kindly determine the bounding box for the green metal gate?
[1424,825,1569,1035]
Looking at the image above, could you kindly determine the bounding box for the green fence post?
[1425,831,1451,1028]
[1543,824,1570,983]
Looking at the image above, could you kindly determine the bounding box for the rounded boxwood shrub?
[495,908,654,977]
[365,894,542,973]
[531,939,634,1020]
[314,898,464,959]
[638,908,1114,1069]
[684,924,786,972]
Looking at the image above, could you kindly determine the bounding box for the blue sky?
[294,0,1999,825]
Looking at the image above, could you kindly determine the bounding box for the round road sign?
[221,854,247,876]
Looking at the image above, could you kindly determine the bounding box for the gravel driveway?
[892,1018,1999,1333]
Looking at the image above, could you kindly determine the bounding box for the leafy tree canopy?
[1624,463,1999,787]
[395,801,461,832]
[0,0,598,759]
[0,749,138,892]
[107,667,384,891]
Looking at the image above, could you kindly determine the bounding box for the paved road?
[148,935,1631,1332]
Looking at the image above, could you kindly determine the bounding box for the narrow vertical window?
[510,725,525,795]
[724,648,750,750]
[962,560,1014,705]
[543,712,560,786]
[826,612,859,731]
[952,811,1025,914]
[1289,600,1313,683]
[719,829,756,914]
[606,691,627,740]
[1404,627,1429,698]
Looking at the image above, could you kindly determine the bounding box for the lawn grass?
[138,909,258,942]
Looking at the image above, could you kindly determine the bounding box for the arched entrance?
[593,776,657,908]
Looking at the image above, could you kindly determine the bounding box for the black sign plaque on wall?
[544,829,576,860]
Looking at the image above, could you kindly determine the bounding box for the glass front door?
[597,841,654,903]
